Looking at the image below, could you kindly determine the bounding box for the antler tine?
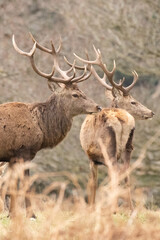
[92,45,103,65]
[76,70,92,83]
[12,35,36,57]
[67,45,101,70]
[101,60,116,81]
[46,60,76,84]
[24,33,74,84]
[63,58,78,74]
[50,40,56,55]
[64,55,93,83]
[66,60,76,74]
[29,33,88,84]
[73,52,91,64]
[91,66,112,90]
[112,71,138,96]
[30,32,62,56]
[73,48,113,90]
[56,37,62,53]
[29,32,52,54]
[123,71,138,93]
[84,49,92,71]
[119,77,126,86]
[71,65,87,83]
[85,49,89,60]
[64,56,86,70]
[54,59,92,84]
[48,68,76,84]
[74,44,138,94]
[30,58,55,78]
[99,60,136,94]
[91,49,138,96]
[73,45,102,65]
[12,35,55,79]
[13,33,94,86]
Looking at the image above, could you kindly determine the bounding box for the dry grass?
[1,204,160,240]
[0,133,160,240]
[0,0,159,197]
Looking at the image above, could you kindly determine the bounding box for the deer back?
[0,102,43,160]
[80,108,135,165]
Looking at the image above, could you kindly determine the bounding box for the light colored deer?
[0,34,101,217]
[72,47,154,208]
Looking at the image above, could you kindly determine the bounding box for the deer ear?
[112,88,123,98]
[47,81,64,92]
[105,89,114,106]
[105,89,114,101]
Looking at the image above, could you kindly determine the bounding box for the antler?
[12,33,91,85]
[73,46,138,96]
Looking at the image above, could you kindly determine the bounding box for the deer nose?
[97,106,102,112]
[152,111,155,116]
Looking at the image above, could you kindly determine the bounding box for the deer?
[65,46,155,209]
[0,34,102,218]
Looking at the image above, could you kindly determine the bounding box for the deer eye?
[72,93,79,98]
[131,101,136,105]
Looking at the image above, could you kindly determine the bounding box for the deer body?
[74,47,154,207]
[0,84,99,162]
[0,102,42,161]
[0,86,100,217]
[80,108,135,207]
[0,95,71,161]
[0,34,101,218]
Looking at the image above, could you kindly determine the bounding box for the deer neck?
[31,93,73,149]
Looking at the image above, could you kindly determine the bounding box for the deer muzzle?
[144,111,155,119]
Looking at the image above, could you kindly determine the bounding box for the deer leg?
[24,168,36,218]
[121,128,135,211]
[87,161,98,205]
[122,159,133,211]
[8,158,18,217]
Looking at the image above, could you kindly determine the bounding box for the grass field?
[0,142,160,240]
[0,193,160,240]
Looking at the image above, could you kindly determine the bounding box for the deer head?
[12,34,101,117]
[73,46,154,120]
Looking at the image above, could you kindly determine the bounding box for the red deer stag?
[0,34,101,217]
[70,47,154,209]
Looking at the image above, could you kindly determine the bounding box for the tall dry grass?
[0,131,160,240]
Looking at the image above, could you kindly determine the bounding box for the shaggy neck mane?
[30,93,73,149]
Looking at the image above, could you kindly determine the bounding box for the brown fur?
[80,108,135,207]
[0,84,99,162]
[0,83,100,217]
[76,53,154,208]
[81,108,135,166]
[81,85,154,207]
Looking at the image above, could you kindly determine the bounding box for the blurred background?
[0,0,160,205]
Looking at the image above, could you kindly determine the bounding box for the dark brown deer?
[0,35,101,217]
[71,47,154,208]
